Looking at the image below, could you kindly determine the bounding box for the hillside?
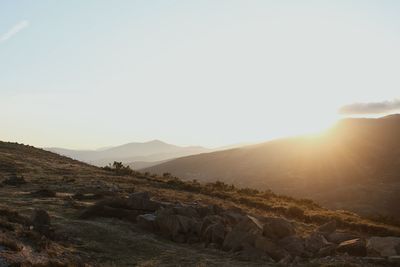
[145,114,400,218]
[1,141,400,266]
[46,140,210,167]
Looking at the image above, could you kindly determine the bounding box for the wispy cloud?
[0,20,30,43]
[339,99,400,115]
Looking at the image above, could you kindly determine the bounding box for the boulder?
[31,209,52,237]
[222,215,263,252]
[2,175,26,186]
[316,220,336,236]
[278,236,305,257]
[336,238,367,257]
[367,236,400,257]
[200,215,224,236]
[262,217,295,240]
[172,206,199,218]
[202,222,225,245]
[127,192,160,211]
[79,199,141,222]
[254,236,289,262]
[222,211,245,226]
[155,209,197,243]
[234,243,274,262]
[305,232,332,253]
[137,214,157,231]
[327,231,359,244]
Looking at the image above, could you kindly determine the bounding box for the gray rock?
[254,236,289,262]
[317,220,336,236]
[327,231,359,244]
[137,213,157,231]
[278,236,305,257]
[127,192,160,211]
[367,236,400,257]
[305,232,332,253]
[222,215,263,252]
[336,238,367,257]
[202,222,225,245]
[263,217,295,240]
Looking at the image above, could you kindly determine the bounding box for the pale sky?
[1,0,400,149]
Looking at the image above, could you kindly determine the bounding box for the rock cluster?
[1,174,26,186]
[80,191,400,264]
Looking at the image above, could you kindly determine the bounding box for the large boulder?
[336,238,367,257]
[305,232,332,253]
[222,215,263,252]
[79,198,141,221]
[155,208,198,243]
[278,236,306,257]
[327,231,359,244]
[262,217,295,240]
[2,175,26,186]
[127,192,160,211]
[172,205,199,218]
[31,209,52,237]
[137,214,157,231]
[254,236,289,262]
[316,220,336,236]
[367,236,400,257]
[202,222,225,246]
[234,243,274,262]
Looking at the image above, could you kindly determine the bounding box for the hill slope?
[2,141,400,266]
[145,114,400,218]
[46,140,210,167]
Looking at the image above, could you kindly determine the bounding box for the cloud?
[0,20,30,43]
[339,99,400,115]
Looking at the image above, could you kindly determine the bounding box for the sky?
[1,0,400,149]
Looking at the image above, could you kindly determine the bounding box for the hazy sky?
[1,1,400,149]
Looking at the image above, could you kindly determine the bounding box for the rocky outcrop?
[367,236,400,257]
[78,191,400,265]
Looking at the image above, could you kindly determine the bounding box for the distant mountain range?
[145,114,400,218]
[46,140,210,168]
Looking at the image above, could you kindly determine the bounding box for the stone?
[317,220,336,236]
[137,214,157,231]
[2,174,26,186]
[202,222,225,245]
[327,232,359,244]
[155,211,196,242]
[222,211,245,226]
[388,256,400,263]
[222,215,263,252]
[305,232,332,253]
[234,243,274,262]
[31,209,52,237]
[172,206,199,218]
[127,192,160,211]
[263,217,295,240]
[278,236,305,257]
[336,238,367,257]
[367,236,400,257]
[254,236,289,262]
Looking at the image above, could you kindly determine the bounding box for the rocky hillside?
[1,141,400,266]
[145,114,400,219]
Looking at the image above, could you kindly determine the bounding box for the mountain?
[145,114,400,218]
[46,140,210,167]
[1,140,400,266]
